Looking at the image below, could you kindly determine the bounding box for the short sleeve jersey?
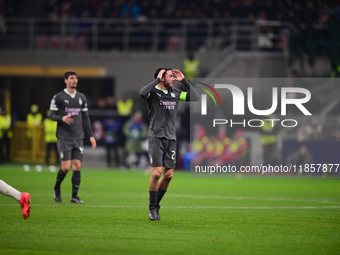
[50,89,89,140]
[144,86,187,140]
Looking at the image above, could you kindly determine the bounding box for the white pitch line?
[166,206,340,209]
[0,204,340,209]
[25,193,340,205]
[166,194,340,204]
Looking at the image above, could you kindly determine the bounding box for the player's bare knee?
[151,167,162,180]
[61,162,71,172]
[72,164,81,171]
[152,172,161,181]
[164,171,173,181]
[61,166,70,172]
[72,160,81,171]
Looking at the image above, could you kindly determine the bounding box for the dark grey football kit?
[50,89,93,161]
[140,77,199,168]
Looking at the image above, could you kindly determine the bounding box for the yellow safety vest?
[183,58,199,81]
[0,114,11,138]
[43,118,57,143]
[117,99,133,116]
[260,120,277,145]
[27,113,42,137]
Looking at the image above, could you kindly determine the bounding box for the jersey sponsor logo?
[79,98,82,105]
[160,101,176,106]
[160,101,176,110]
[64,100,69,104]
[65,107,81,116]
[157,93,162,97]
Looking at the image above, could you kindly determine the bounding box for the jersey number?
[171,150,176,160]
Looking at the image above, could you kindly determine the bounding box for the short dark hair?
[64,70,77,79]
[154,67,171,79]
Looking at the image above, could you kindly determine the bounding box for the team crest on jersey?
[79,98,82,105]
[171,93,175,98]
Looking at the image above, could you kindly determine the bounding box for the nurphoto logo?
[199,84,312,128]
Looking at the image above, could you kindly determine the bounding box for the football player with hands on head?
[140,67,199,220]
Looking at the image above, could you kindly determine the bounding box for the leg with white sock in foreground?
[0,179,31,219]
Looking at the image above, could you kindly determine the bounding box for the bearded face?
[163,70,174,89]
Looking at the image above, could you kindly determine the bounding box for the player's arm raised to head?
[139,78,160,99]
[49,95,63,121]
[173,69,200,102]
[139,69,166,99]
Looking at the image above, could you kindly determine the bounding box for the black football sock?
[72,171,81,198]
[149,190,158,207]
[156,189,167,205]
[54,169,67,190]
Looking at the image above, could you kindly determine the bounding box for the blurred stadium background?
[0,0,339,175]
[1,2,340,255]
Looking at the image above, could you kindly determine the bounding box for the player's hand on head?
[90,137,96,149]
[172,69,184,81]
[157,69,166,79]
[62,114,74,125]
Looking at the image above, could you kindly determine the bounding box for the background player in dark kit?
[140,67,199,220]
[50,70,96,203]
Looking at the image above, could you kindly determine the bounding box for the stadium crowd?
[2,0,340,73]
[38,0,340,21]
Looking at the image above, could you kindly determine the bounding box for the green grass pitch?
[0,164,339,255]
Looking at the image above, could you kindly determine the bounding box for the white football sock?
[0,180,22,201]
